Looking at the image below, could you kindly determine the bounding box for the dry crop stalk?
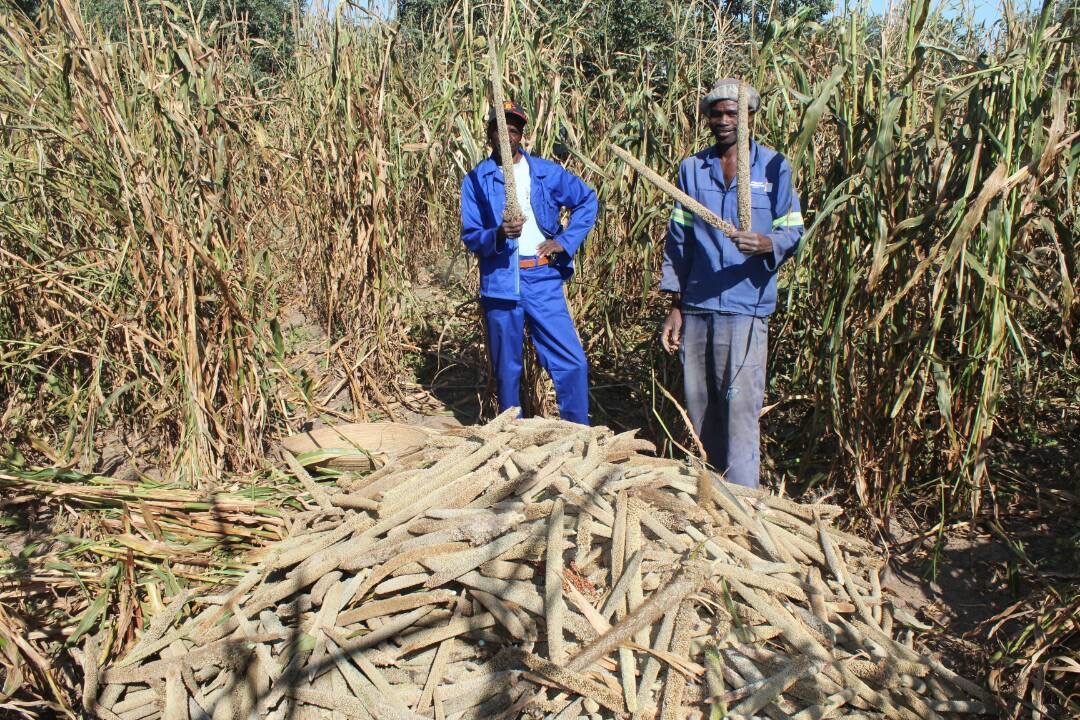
[731,657,824,716]
[737,80,752,231]
[566,558,708,673]
[337,591,457,625]
[709,560,807,601]
[107,415,995,718]
[488,46,524,224]
[544,498,567,664]
[625,501,647,645]
[702,641,726,713]
[601,550,644,622]
[632,606,678,718]
[423,530,532,587]
[610,145,738,235]
[358,542,468,599]
[610,487,635,706]
[815,512,879,630]
[416,596,464,712]
[471,589,528,640]
[394,613,497,658]
[510,649,626,715]
[574,511,593,568]
[659,600,695,720]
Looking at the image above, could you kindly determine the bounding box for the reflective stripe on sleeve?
[671,207,694,227]
[771,211,804,228]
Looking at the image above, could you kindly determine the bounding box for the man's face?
[707,100,754,145]
[488,118,526,160]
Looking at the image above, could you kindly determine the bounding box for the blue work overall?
[461,150,598,424]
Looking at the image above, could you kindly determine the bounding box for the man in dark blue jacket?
[660,80,804,488]
[460,101,598,424]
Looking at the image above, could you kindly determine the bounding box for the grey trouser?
[679,313,768,488]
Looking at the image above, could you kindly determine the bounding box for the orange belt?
[519,256,550,269]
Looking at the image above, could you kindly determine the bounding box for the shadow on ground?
[408,290,684,447]
[880,408,1080,705]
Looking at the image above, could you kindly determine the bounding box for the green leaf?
[791,64,845,171]
[68,576,114,645]
[931,360,956,439]
[271,318,284,361]
[100,379,143,416]
[294,447,373,466]
[297,633,317,652]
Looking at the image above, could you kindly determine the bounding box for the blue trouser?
[680,313,768,488]
[481,263,589,425]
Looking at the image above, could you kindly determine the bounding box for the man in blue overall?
[460,101,598,424]
[660,80,804,488]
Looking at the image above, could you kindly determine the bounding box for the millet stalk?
[489,46,524,224]
[611,145,738,235]
[737,80,752,231]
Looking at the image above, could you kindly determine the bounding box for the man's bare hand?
[500,218,525,239]
[537,239,565,257]
[660,307,683,353]
[730,230,773,256]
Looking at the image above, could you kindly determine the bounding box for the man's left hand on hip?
[537,239,566,257]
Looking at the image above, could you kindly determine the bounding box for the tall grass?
[0,2,419,482]
[3,0,1075,502]
[1,1,287,484]
[3,0,1074,508]
[785,0,1077,519]
[276,16,416,409]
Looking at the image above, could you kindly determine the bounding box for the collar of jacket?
[476,148,552,180]
[698,140,761,189]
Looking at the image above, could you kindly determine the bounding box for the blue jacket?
[461,150,598,300]
[661,141,804,316]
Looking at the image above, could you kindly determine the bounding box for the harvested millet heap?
[90,412,995,719]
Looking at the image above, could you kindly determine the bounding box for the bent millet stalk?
[611,144,738,236]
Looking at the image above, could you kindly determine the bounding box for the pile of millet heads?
[89,411,996,720]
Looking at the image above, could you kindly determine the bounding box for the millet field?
[0,0,1077,717]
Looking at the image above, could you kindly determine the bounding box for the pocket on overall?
[479,251,515,298]
[750,189,773,235]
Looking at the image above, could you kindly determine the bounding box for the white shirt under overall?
[513,157,545,257]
